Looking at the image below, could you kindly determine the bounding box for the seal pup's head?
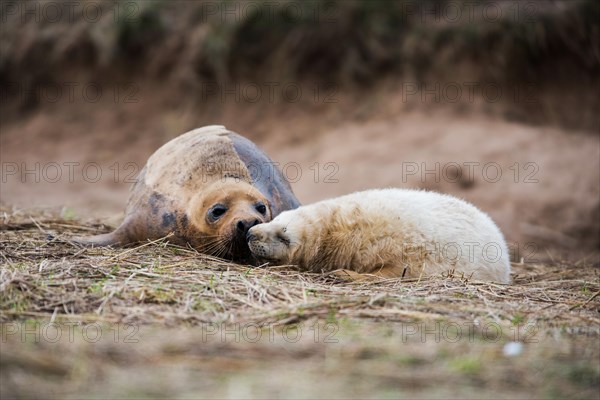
[189,178,272,261]
[246,208,318,266]
[247,201,369,271]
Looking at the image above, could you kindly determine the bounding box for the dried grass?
[1,208,598,329]
[1,208,599,398]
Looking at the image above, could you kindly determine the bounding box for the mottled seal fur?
[247,189,511,283]
[75,125,300,262]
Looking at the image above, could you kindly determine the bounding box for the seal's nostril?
[246,231,256,242]
[236,220,246,232]
[238,220,261,235]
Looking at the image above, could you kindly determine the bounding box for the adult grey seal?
[75,125,300,262]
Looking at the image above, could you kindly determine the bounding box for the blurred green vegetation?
[116,1,166,59]
[1,0,598,129]
[2,0,597,82]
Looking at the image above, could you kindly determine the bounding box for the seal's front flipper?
[70,218,135,247]
[330,269,367,282]
[71,231,123,247]
[330,265,406,282]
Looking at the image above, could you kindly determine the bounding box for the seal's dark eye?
[208,205,227,221]
[255,203,267,215]
[277,233,290,246]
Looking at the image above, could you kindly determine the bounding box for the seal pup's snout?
[246,226,270,260]
[246,224,264,243]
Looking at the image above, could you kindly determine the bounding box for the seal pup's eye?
[277,233,290,246]
[255,203,267,215]
[207,204,228,222]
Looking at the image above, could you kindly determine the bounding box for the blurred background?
[1,0,599,262]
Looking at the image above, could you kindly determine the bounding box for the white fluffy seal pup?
[247,189,511,283]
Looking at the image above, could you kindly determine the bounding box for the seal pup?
[247,188,511,283]
[74,125,300,262]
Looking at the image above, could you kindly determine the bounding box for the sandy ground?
[1,216,599,399]
[1,94,599,262]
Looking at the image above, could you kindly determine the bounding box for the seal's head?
[246,210,310,265]
[189,178,272,261]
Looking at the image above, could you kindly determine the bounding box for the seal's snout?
[236,219,260,237]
